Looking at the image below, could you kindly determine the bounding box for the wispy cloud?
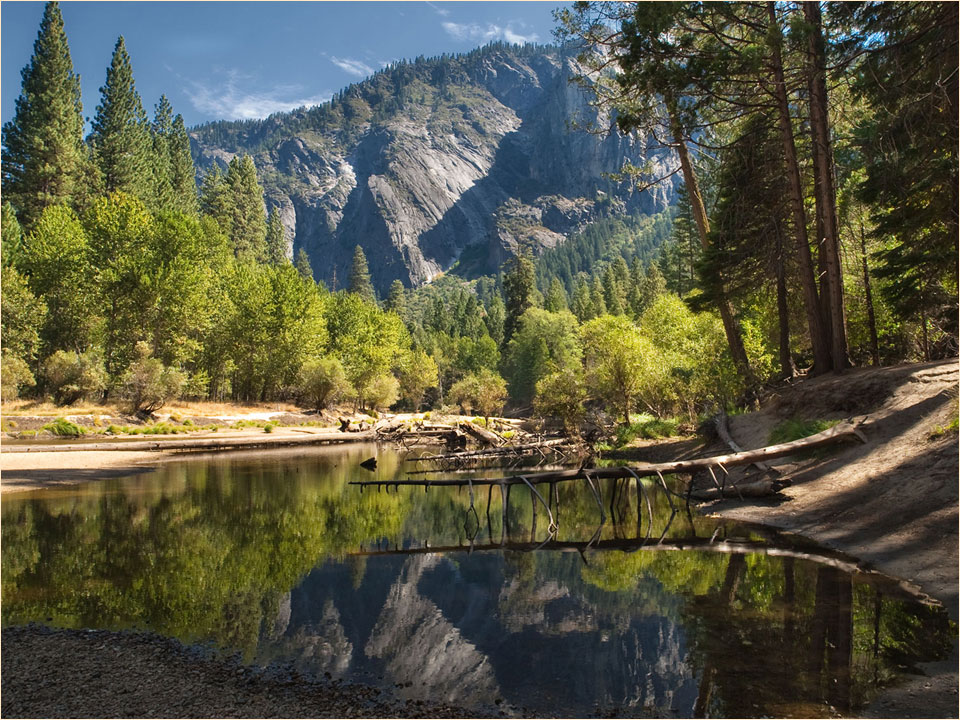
[425,1,450,17]
[442,21,539,45]
[185,70,330,121]
[330,56,375,78]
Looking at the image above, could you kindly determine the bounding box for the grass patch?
[929,410,959,439]
[768,418,839,445]
[612,414,681,448]
[42,417,86,437]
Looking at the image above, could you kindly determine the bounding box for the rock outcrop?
[191,44,679,293]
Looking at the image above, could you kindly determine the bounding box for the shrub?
[299,356,351,411]
[534,368,587,434]
[42,417,85,437]
[449,369,507,425]
[41,350,106,405]
[1,353,35,402]
[119,342,185,414]
[264,423,275,433]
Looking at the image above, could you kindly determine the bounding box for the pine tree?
[89,37,154,204]
[265,209,287,265]
[226,155,267,261]
[544,277,568,312]
[385,279,406,315]
[2,203,24,269]
[1,2,86,229]
[295,248,314,283]
[168,113,198,214]
[348,245,376,302]
[150,95,175,211]
[502,252,535,343]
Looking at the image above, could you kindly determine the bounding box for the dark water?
[1,444,954,717]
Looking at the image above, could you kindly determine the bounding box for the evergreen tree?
[150,95,176,211]
[2,203,24,269]
[602,265,625,315]
[89,37,155,204]
[639,261,667,315]
[385,279,407,316]
[571,276,592,322]
[589,276,607,318]
[295,248,313,283]
[265,209,287,266]
[1,2,86,229]
[544,277,568,312]
[168,113,198,214]
[502,252,535,343]
[348,245,376,302]
[225,155,268,261]
[484,294,505,347]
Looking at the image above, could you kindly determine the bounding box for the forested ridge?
[1,2,956,429]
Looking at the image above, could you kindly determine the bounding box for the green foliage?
[612,414,681,447]
[265,210,287,266]
[502,252,536,343]
[41,350,106,405]
[768,418,839,446]
[398,348,438,411]
[1,353,36,402]
[448,369,507,423]
[299,355,351,411]
[89,37,154,204]
[348,245,376,302]
[1,203,24,268]
[0,264,47,366]
[41,416,85,437]
[1,2,87,229]
[119,341,184,414]
[580,314,653,424]
[503,308,582,404]
[21,204,96,355]
[366,373,400,412]
[534,368,587,433]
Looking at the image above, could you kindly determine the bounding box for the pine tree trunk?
[804,0,850,371]
[766,1,832,375]
[775,225,796,379]
[858,220,881,366]
[669,115,755,386]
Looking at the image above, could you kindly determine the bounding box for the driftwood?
[351,420,866,491]
[688,478,776,500]
[409,437,571,464]
[457,421,502,447]
[714,412,775,474]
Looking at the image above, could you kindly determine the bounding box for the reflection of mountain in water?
[258,552,698,715]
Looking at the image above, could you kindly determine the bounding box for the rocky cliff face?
[191,44,678,293]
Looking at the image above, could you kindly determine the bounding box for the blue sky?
[2,1,565,129]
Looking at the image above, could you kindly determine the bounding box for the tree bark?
[804,0,850,371]
[766,1,832,375]
[858,220,881,366]
[774,223,797,379]
[669,110,755,386]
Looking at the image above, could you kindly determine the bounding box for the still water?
[1,444,954,717]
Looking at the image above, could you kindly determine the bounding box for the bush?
[613,415,681,447]
[1,353,35,402]
[534,368,587,434]
[41,350,106,405]
[299,356,351,411]
[119,342,184,414]
[449,369,507,425]
[42,417,85,437]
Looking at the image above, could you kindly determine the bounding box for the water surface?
[1,444,953,717]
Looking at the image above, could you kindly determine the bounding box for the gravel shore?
[0,624,495,719]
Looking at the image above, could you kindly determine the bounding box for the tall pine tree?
[348,245,376,302]
[89,36,155,204]
[1,2,86,229]
[265,209,288,265]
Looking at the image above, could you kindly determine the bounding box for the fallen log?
[688,478,776,500]
[715,413,775,474]
[3,431,380,453]
[408,437,571,463]
[457,421,502,447]
[351,420,865,489]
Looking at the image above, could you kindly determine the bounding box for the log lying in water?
[409,437,572,464]
[456,421,503,447]
[2,431,379,453]
[350,420,865,489]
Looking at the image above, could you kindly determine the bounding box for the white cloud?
[425,1,450,17]
[442,21,539,44]
[185,71,330,121]
[330,56,375,78]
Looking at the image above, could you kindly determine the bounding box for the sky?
[2,1,565,130]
